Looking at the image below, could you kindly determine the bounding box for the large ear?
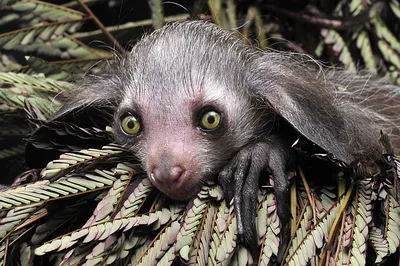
[25,73,123,168]
[51,73,123,123]
[245,53,380,164]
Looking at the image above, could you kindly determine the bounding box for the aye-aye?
[50,21,400,247]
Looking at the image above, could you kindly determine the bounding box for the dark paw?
[218,140,294,249]
[218,144,268,248]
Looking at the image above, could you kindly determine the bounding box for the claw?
[218,137,295,249]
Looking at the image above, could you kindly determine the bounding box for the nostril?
[169,166,184,181]
[151,167,163,184]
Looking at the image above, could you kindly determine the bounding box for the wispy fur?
[52,20,400,247]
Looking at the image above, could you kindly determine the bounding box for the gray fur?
[54,20,400,246]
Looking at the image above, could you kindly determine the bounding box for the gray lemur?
[48,21,400,247]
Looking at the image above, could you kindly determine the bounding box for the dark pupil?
[207,115,215,124]
[127,120,135,128]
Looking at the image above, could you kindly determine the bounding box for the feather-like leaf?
[378,40,400,69]
[321,29,357,72]
[348,179,372,266]
[133,220,180,266]
[369,226,389,263]
[175,188,209,256]
[258,193,280,265]
[286,201,341,265]
[114,178,153,219]
[373,18,400,55]
[355,31,377,70]
[187,203,216,265]
[41,144,124,179]
[1,1,84,27]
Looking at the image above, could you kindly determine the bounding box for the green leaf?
[321,29,356,72]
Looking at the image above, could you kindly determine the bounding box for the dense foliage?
[0,0,400,265]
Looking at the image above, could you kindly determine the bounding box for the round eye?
[199,110,221,130]
[121,115,141,135]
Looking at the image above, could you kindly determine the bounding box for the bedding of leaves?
[1,0,400,265]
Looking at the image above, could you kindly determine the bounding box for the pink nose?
[151,165,185,184]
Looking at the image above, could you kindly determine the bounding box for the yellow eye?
[121,115,141,135]
[200,110,221,130]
